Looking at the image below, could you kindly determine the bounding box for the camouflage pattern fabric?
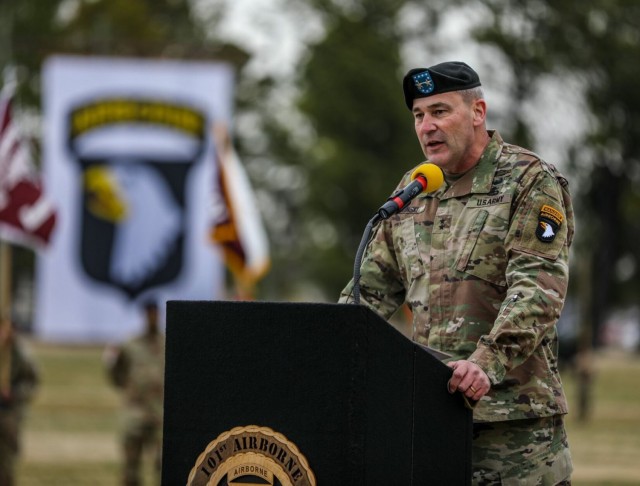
[107,333,164,486]
[0,336,39,486]
[472,415,572,485]
[122,418,162,486]
[340,130,575,423]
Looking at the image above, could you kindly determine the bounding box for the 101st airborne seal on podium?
[188,425,316,486]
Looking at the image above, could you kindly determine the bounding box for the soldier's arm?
[11,338,40,404]
[467,168,573,384]
[105,345,130,389]
[339,219,406,319]
[0,337,40,406]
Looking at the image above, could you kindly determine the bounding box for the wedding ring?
[469,385,477,394]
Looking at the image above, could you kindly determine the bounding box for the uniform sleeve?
[339,219,407,319]
[468,168,573,384]
[10,339,40,405]
[106,345,130,389]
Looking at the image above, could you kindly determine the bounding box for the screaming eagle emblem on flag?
[68,97,206,299]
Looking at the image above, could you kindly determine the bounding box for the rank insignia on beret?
[536,204,564,243]
[412,71,434,95]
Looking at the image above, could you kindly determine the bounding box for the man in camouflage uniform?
[0,316,39,486]
[340,62,574,485]
[105,301,165,486]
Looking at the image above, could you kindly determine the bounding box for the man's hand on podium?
[446,360,490,401]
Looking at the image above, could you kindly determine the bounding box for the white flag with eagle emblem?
[35,56,234,342]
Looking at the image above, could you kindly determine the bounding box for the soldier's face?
[412,92,485,174]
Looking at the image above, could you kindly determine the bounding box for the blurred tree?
[291,0,425,298]
[5,0,246,107]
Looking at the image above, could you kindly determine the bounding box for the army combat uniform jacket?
[340,131,574,423]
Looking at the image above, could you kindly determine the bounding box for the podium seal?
[187,425,316,486]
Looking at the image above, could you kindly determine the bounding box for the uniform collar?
[431,130,503,200]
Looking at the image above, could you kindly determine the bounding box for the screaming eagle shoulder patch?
[536,204,563,243]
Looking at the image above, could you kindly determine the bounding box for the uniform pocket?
[396,216,426,281]
[455,209,509,287]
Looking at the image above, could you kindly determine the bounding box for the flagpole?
[0,239,12,397]
[210,122,270,300]
[0,240,10,319]
[1,69,16,397]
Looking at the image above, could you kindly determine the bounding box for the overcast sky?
[197,0,322,79]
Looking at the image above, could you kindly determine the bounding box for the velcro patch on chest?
[536,204,563,243]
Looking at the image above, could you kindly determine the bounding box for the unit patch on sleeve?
[536,204,564,243]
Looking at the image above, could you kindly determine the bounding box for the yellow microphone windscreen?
[411,163,444,193]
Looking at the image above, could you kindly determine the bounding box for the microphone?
[377,163,444,219]
[350,163,443,304]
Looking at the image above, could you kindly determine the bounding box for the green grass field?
[14,341,640,485]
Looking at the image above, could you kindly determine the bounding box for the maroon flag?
[210,124,270,297]
[0,84,57,248]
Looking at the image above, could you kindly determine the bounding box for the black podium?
[162,301,472,485]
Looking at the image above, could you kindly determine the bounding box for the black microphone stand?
[352,213,381,305]
[350,164,442,305]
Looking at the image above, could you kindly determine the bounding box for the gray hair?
[460,86,485,104]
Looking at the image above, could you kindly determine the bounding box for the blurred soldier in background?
[0,315,39,486]
[105,301,165,486]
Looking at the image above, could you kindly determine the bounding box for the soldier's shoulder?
[499,143,567,187]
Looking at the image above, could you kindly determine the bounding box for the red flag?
[0,84,57,248]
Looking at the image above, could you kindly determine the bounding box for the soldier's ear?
[472,99,487,127]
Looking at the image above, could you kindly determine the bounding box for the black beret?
[402,61,481,110]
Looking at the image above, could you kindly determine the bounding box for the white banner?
[36,55,234,342]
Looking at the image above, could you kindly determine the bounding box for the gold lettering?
[70,99,204,138]
[541,204,563,224]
